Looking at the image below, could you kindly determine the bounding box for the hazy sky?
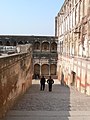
[0,0,64,36]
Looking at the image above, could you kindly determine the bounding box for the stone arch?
[25,41,29,44]
[34,64,40,79]
[41,64,49,75]
[13,41,17,46]
[18,41,24,45]
[50,64,57,75]
[10,38,16,46]
[6,41,11,46]
[51,42,57,51]
[34,42,40,50]
[41,42,49,51]
[0,41,3,45]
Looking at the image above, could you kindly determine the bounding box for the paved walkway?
[1,79,90,120]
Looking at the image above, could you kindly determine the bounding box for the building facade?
[0,35,58,79]
[56,0,90,95]
[33,37,58,79]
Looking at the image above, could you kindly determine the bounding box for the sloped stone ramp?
[1,80,90,120]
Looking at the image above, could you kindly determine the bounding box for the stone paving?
[1,79,90,120]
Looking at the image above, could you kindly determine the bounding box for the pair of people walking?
[40,76,54,92]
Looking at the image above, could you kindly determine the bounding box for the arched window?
[51,42,57,51]
[42,42,49,51]
[34,64,40,75]
[34,42,40,50]
[6,41,10,46]
[18,41,23,45]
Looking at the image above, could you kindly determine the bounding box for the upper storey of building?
[0,35,58,46]
[0,35,58,55]
[55,0,90,37]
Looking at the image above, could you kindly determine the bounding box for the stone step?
[2,110,90,120]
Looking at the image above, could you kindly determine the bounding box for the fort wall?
[0,52,33,118]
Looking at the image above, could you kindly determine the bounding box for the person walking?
[47,76,54,92]
[40,76,46,91]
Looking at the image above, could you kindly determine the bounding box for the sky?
[0,0,64,36]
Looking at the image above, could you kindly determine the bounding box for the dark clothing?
[47,79,54,91]
[40,77,46,91]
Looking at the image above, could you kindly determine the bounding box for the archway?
[51,42,57,52]
[34,64,40,79]
[6,41,10,46]
[18,41,23,45]
[41,64,49,76]
[41,42,49,51]
[50,64,57,75]
[34,42,40,50]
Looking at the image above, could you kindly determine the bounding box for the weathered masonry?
[0,35,58,117]
[56,0,90,95]
[0,35,58,78]
[0,49,32,117]
[33,37,57,79]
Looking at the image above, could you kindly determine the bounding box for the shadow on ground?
[1,80,71,120]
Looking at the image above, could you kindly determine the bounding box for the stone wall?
[0,52,33,118]
[57,56,90,95]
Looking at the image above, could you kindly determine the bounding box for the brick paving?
[1,79,90,120]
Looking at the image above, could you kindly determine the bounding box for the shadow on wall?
[0,53,32,118]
